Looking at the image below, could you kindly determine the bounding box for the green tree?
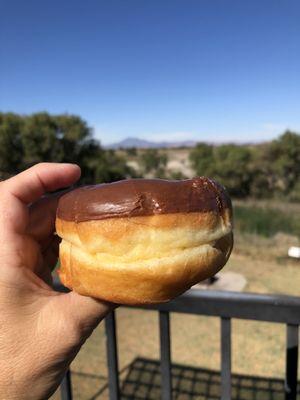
[0,112,134,184]
[190,143,252,197]
[169,171,187,180]
[189,143,214,176]
[81,144,136,183]
[288,181,300,202]
[0,112,24,173]
[21,113,65,166]
[213,144,252,197]
[126,147,137,156]
[265,130,300,194]
[140,149,168,177]
[248,144,273,198]
[55,114,92,164]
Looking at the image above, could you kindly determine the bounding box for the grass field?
[51,200,300,399]
[234,199,300,238]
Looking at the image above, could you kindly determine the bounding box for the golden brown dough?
[56,210,233,304]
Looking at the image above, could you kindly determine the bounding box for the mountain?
[105,137,197,149]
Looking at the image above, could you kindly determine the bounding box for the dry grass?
[51,192,300,399]
[51,227,300,399]
[118,147,194,179]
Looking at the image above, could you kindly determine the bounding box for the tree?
[126,147,137,156]
[55,114,92,165]
[265,130,300,194]
[190,143,252,197]
[0,113,24,173]
[189,143,214,176]
[213,144,252,197]
[0,112,134,184]
[248,143,273,198]
[168,171,187,180]
[21,112,65,166]
[140,149,168,177]
[81,144,136,183]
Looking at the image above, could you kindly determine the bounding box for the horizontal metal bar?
[53,279,300,324]
[60,369,72,400]
[285,324,299,400]
[138,290,300,324]
[221,318,231,400]
[159,311,172,400]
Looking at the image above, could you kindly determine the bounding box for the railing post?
[159,311,172,400]
[105,311,120,400]
[60,369,72,400]
[221,317,232,400]
[285,324,299,400]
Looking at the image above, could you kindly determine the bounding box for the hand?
[0,163,112,400]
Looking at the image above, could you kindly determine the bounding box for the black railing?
[54,283,300,400]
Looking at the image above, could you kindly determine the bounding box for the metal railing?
[54,283,300,400]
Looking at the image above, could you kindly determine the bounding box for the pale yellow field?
[51,151,300,398]
[51,228,300,399]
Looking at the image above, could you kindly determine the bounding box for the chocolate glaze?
[57,177,232,222]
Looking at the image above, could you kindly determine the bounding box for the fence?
[54,283,300,400]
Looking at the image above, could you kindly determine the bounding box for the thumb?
[57,291,115,339]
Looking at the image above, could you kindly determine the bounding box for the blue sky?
[1,0,300,144]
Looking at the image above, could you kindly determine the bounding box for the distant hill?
[105,137,197,149]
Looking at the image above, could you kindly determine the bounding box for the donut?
[55,177,233,304]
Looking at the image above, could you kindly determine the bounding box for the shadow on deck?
[73,357,299,400]
[120,357,299,399]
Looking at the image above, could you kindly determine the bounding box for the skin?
[0,163,113,400]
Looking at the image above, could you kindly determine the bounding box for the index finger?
[27,191,65,243]
[3,163,81,205]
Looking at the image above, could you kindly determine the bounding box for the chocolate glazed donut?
[56,177,233,305]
